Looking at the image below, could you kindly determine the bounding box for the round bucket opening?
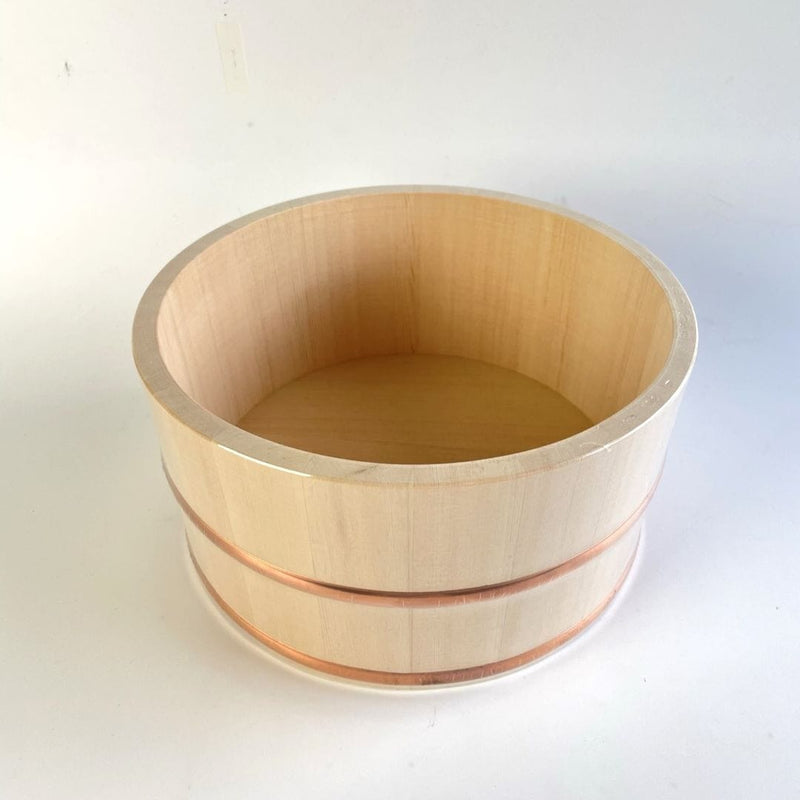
[151,190,676,465]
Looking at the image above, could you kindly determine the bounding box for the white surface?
[2,1,799,797]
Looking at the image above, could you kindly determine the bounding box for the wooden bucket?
[133,187,697,685]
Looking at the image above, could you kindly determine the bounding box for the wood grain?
[238,353,592,463]
[133,186,697,683]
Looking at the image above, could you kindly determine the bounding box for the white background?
[2,1,799,797]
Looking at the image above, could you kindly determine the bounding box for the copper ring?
[188,541,639,685]
[164,462,657,607]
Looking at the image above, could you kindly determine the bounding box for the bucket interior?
[156,192,674,464]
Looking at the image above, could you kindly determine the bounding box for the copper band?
[165,462,658,608]
[188,542,638,685]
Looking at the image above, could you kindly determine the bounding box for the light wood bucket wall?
[133,187,697,686]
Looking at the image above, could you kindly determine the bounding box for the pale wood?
[238,353,592,463]
[186,515,642,674]
[133,186,697,683]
